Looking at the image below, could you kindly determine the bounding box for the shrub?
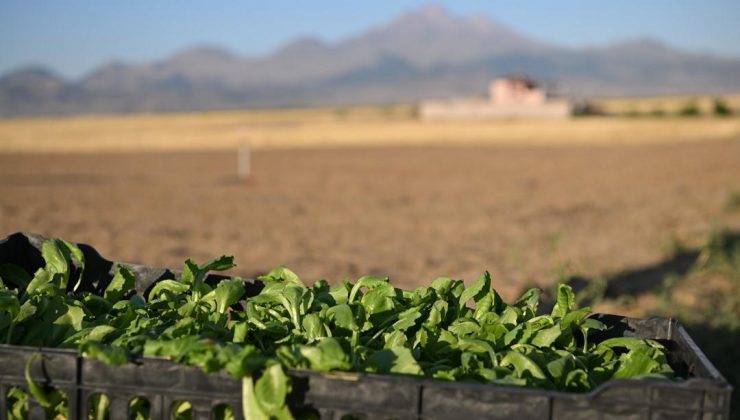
[677,101,700,117]
[713,98,732,116]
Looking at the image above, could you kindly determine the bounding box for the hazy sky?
[2,0,739,79]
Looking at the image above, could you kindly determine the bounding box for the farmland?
[1,101,740,414]
[0,128,738,300]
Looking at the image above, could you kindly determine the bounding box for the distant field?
[0,99,739,153]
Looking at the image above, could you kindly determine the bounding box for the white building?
[419,76,572,120]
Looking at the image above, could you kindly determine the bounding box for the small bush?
[677,101,700,117]
[713,98,732,116]
[572,101,605,116]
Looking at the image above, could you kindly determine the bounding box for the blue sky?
[1,1,739,79]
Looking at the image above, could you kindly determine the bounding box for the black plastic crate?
[0,232,733,419]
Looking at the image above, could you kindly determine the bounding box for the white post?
[237,128,251,182]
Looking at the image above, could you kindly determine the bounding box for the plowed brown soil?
[1,141,739,300]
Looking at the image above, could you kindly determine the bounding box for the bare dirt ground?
[1,141,739,300]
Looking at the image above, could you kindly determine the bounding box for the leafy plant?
[713,98,732,116]
[0,238,676,419]
[677,101,700,117]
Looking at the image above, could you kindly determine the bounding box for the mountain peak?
[408,4,454,22]
[392,4,519,35]
[274,37,328,55]
[392,4,467,30]
[354,4,545,67]
[0,66,67,101]
[0,66,66,88]
[0,65,64,82]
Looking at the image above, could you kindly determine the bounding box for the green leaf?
[276,284,306,329]
[243,374,294,420]
[392,307,421,332]
[581,318,606,332]
[383,330,408,348]
[172,401,192,420]
[613,348,661,379]
[580,318,607,351]
[560,307,591,330]
[457,338,498,367]
[42,239,68,278]
[148,280,190,301]
[0,290,20,319]
[259,266,303,286]
[430,277,455,295]
[25,268,53,296]
[551,284,576,318]
[299,338,351,371]
[514,288,540,317]
[365,347,423,375]
[328,281,351,305]
[223,345,264,378]
[200,255,236,273]
[448,318,481,338]
[24,353,54,408]
[360,284,395,315]
[531,324,562,348]
[81,342,130,366]
[181,259,199,285]
[326,304,358,332]
[500,351,547,380]
[473,291,494,321]
[348,275,390,303]
[499,305,520,326]
[90,393,110,420]
[232,321,249,343]
[300,313,324,342]
[564,369,591,391]
[459,272,491,308]
[15,299,38,322]
[213,278,245,313]
[546,355,573,384]
[58,239,85,291]
[7,386,29,419]
[254,363,293,417]
[54,303,86,331]
[104,265,136,304]
[424,299,448,328]
[598,337,658,351]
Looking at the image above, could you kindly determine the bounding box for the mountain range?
[2,5,740,116]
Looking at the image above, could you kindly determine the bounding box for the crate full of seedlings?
[0,232,732,419]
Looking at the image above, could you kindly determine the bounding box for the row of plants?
[575,98,734,117]
[0,238,675,419]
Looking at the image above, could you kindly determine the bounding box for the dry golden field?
[1,102,740,154]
